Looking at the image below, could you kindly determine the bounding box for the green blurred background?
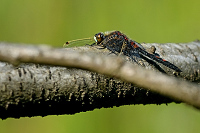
[1,0,200,133]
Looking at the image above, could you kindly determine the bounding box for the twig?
[0,42,200,119]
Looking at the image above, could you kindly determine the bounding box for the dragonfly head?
[94,32,105,44]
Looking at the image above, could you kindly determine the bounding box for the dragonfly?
[64,31,182,72]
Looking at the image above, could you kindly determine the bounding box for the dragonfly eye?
[94,32,105,44]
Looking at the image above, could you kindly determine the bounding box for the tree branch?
[0,42,200,119]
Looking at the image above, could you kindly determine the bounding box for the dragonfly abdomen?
[137,47,182,72]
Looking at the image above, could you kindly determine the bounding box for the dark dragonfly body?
[94,31,182,72]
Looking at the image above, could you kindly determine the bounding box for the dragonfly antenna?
[63,37,93,47]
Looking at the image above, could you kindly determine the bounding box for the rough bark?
[0,42,200,119]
